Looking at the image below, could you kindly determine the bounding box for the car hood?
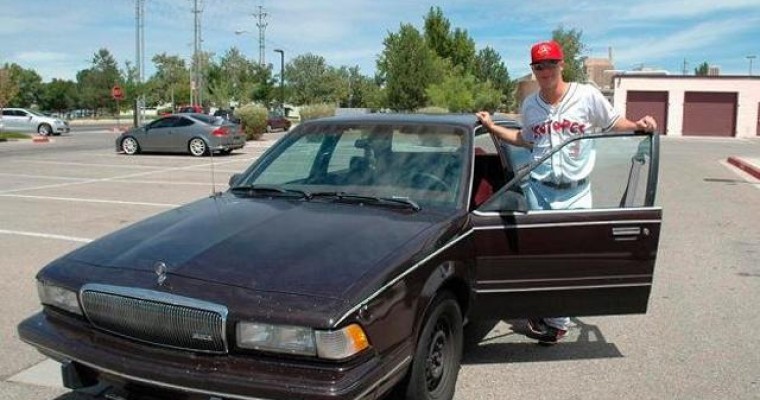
[64,194,451,300]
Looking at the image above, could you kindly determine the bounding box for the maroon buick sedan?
[18,113,662,400]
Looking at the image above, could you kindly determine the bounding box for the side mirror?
[228,173,242,187]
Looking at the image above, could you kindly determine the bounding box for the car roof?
[305,113,520,129]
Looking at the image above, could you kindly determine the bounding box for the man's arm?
[475,111,532,148]
[612,115,657,133]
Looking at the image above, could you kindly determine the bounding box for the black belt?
[531,177,588,189]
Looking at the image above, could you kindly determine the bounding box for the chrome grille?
[80,284,228,353]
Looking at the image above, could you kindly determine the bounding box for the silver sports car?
[116,113,246,156]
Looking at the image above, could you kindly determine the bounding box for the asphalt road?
[0,127,758,400]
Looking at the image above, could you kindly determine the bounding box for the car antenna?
[208,114,221,198]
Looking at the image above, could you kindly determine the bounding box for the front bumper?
[18,311,410,400]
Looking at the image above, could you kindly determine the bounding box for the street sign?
[111,85,124,100]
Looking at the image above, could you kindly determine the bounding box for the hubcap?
[123,138,137,154]
[425,321,449,392]
[190,139,206,156]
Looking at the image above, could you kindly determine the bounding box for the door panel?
[469,209,661,319]
[470,132,661,320]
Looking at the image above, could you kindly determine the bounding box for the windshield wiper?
[230,185,311,199]
[310,192,420,211]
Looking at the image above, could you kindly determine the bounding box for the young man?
[476,40,658,344]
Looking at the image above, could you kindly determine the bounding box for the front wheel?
[188,138,208,157]
[38,124,52,136]
[121,137,140,155]
[404,292,463,400]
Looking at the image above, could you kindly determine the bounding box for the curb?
[727,156,760,180]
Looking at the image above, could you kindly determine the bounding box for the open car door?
[469,132,661,320]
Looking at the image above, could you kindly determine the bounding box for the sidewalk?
[727,156,760,180]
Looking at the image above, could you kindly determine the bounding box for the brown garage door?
[626,91,668,135]
[682,92,737,137]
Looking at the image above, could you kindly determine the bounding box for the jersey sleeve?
[589,87,620,132]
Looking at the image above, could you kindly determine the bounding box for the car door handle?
[612,226,644,241]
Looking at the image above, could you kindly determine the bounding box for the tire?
[121,137,140,155]
[38,124,52,136]
[188,137,208,157]
[403,292,463,400]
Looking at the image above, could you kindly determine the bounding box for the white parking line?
[13,160,163,169]
[0,229,93,243]
[0,172,89,181]
[0,158,252,195]
[0,194,179,208]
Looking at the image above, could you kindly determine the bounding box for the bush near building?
[235,104,268,141]
[299,103,336,122]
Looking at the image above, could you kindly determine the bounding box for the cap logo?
[538,44,551,56]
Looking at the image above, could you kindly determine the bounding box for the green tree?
[76,48,122,115]
[377,23,442,111]
[423,7,476,74]
[148,53,189,109]
[427,64,501,113]
[4,63,42,108]
[449,28,476,74]
[694,62,710,76]
[285,53,335,105]
[424,6,452,60]
[0,67,19,132]
[39,79,78,113]
[474,46,517,111]
[552,27,587,82]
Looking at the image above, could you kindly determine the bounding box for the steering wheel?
[407,172,451,191]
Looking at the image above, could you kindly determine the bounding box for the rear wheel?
[188,138,208,157]
[121,137,140,155]
[402,292,463,400]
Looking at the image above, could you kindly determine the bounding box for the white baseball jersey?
[520,82,620,183]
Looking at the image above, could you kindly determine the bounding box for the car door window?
[479,133,656,212]
[173,117,194,128]
[149,117,178,129]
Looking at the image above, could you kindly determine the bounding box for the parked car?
[19,114,662,400]
[213,108,241,124]
[266,111,291,132]
[177,105,204,114]
[0,107,69,135]
[115,113,245,156]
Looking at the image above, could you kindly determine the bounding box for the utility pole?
[134,0,145,127]
[747,55,756,76]
[253,6,269,66]
[191,0,204,107]
[682,58,688,75]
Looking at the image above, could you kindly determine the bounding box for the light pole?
[274,49,284,111]
[747,55,756,76]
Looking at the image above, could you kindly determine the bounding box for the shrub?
[299,103,336,121]
[235,104,268,140]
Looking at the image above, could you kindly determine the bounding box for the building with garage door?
[612,75,760,138]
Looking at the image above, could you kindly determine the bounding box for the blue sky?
[1,0,759,82]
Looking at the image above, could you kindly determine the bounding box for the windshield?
[236,122,467,209]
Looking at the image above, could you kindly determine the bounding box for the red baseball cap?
[530,41,564,64]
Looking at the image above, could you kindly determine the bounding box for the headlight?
[36,281,82,316]
[237,322,316,356]
[236,322,369,359]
